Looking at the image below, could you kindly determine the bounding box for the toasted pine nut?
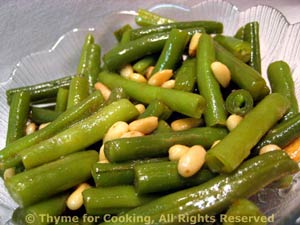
[120,131,145,138]
[128,73,147,83]
[39,122,50,130]
[259,144,281,155]
[148,69,173,86]
[189,33,202,57]
[26,123,37,135]
[67,183,91,210]
[128,116,158,134]
[145,66,155,79]
[171,118,203,131]
[178,145,206,177]
[211,61,231,88]
[99,145,108,162]
[135,104,146,114]
[120,64,133,78]
[3,168,15,180]
[94,82,111,100]
[226,114,243,131]
[168,144,190,161]
[211,140,221,148]
[103,121,129,143]
[161,79,175,89]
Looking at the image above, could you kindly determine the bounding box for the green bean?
[223,199,267,225]
[234,26,245,39]
[92,158,167,187]
[55,88,69,112]
[100,151,298,225]
[132,55,157,74]
[267,60,298,120]
[77,34,94,76]
[20,99,139,169]
[206,93,290,173]
[197,33,227,126]
[12,193,68,225]
[6,91,30,145]
[6,76,73,105]
[214,34,251,62]
[104,87,128,106]
[98,71,206,118]
[114,24,132,42]
[104,127,228,162]
[130,21,222,40]
[83,186,156,216]
[135,9,174,27]
[120,28,132,45]
[138,100,172,120]
[214,41,269,100]
[174,58,197,92]
[0,91,104,170]
[5,150,98,207]
[244,22,261,73]
[225,89,254,116]
[153,120,172,134]
[134,161,216,194]
[255,113,300,151]
[31,107,61,124]
[151,29,189,76]
[66,75,89,109]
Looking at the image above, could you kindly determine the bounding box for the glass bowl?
[1,1,300,224]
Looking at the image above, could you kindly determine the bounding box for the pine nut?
[128,116,158,134]
[120,64,133,79]
[168,144,190,161]
[39,122,50,130]
[94,82,111,100]
[145,66,155,79]
[67,183,91,210]
[171,118,203,131]
[161,79,175,89]
[26,123,37,135]
[211,61,231,88]
[120,131,145,138]
[259,144,281,155]
[189,33,202,57]
[148,69,173,86]
[178,145,206,177]
[99,159,110,164]
[3,168,15,180]
[103,121,129,143]
[128,73,147,83]
[211,140,221,148]
[99,145,108,162]
[135,104,146,114]
[226,114,243,131]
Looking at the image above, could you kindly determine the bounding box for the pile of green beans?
[1,8,300,225]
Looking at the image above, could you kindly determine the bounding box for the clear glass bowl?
[1,1,300,224]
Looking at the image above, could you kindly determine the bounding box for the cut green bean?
[135,9,174,27]
[77,34,94,76]
[244,22,261,73]
[174,58,197,92]
[114,24,132,42]
[138,100,172,120]
[206,93,290,173]
[120,28,132,45]
[6,76,73,105]
[197,33,227,126]
[31,107,61,124]
[267,60,298,120]
[151,29,189,76]
[12,193,68,225]
[55,88,69,112]
[6,91,30,145]
[83,186,156,216]
[153,120,172,134]
[104,127,228,162]
[21,99,139,169]
[5,150,98,207]
[98,71,206,118]
[130,21,223,40]
[0,91,104,169]
[234,26,245,39]
[214,34,251,62]
[225,89,254,116]
[66,75,89,109]
[132,55,157,74]
[104,87,128,106]
[214,41,269,100]
[134,161,216,194]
